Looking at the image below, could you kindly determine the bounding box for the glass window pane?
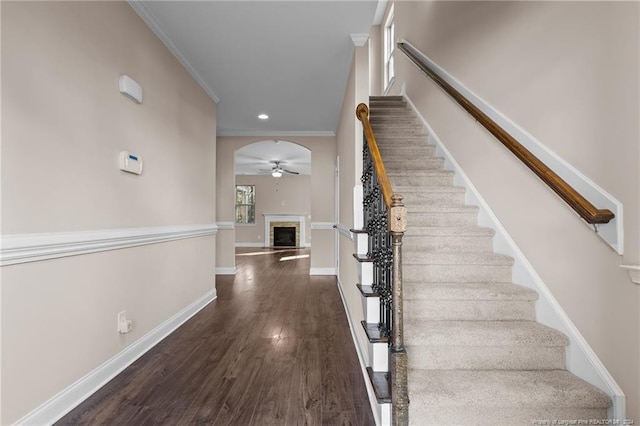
[235,185,256,224]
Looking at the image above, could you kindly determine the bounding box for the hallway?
[57,248,374,425]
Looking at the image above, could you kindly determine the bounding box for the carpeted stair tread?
[403,226,494,237]
[403,251,514,266]
[387,169,452,177]
[408,370,612,409]
[408,204,479,213]
[361,96,612,421]
[404,320,568,347]
[378,147,437,157]
[403,282,538,301]
[375,136,428,143]
[393,185,465,194]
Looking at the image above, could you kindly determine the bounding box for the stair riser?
[377,142,430,152]
[407,212,478,227]
[371,116,416,121]
[371,128,428,137]
[369,108,412,115]
[400,191,465,205]
[403,252,512,265]
[384,158,445,170]
[408,406,608,425]
[389,175,454,186]
[369,101,406,108]
[378,147,437,157]
[405,264,512,283]
[403,235,493,252]
[405,345,565,370]
[405,299,535,321]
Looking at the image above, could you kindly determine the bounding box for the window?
[235,185,255,224]
[384,6,395,90]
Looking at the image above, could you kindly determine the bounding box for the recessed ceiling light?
[258,114,269,120]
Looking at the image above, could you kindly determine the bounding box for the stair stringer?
[335,185,391,426]
[402,91,626,421]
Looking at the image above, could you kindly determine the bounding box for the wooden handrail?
[356,103,409,425]
[397,42,614,225]
[356,103,394,209]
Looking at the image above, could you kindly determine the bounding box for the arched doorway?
[234,139,312,252]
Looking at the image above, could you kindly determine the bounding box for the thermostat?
[119,151,143,175]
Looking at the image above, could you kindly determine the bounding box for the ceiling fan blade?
[283,169,299,175]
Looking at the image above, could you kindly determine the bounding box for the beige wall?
[336,41,373,360]
[1,2,217,423]
[216,136,336,271]
[392,1,640,419]
[235,174,311,246]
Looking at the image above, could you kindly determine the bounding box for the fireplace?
[273,227,296,247]
[264,215,306,247]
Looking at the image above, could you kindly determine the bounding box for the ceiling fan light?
[271,170,283,178]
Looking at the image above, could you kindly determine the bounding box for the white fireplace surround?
[264,214,306,247]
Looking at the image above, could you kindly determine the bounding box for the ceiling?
[130,0,384,137]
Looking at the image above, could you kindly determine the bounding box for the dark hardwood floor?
[57,248,374,425]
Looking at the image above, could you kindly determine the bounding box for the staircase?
[365,96,612,425]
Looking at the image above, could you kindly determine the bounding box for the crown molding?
[350,33,369,47]
[127,1,220,103]
[373,0,389,25]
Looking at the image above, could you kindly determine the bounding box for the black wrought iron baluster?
[362,132,394,340]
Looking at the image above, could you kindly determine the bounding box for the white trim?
[234,242,264,248]
[1,224,218,267]
[217,130,335,137]
[372,0,389,25]
[620,265,640,285]
[336,223,353,240]
[15,289,217,426]
[350,33,369,47]
[336,277,385,426]
[309,267,336,276]
[216,221,235,230]
[353,185,364,230]
[399,40,624,254]
[215,267,236,275]
[127,1,220,103]
[310,222,335,230]
[404,92,626,420]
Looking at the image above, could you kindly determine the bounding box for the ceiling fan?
[258,160,300,178]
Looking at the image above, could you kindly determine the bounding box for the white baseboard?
[215,267,236,275]
[309,267,336,276]
[336,277,385,426]
[15,289,217,426]
[403,92,626,420]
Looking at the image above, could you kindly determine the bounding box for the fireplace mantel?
[263,214,306,248]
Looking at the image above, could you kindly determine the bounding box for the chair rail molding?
[1,224,218,266]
